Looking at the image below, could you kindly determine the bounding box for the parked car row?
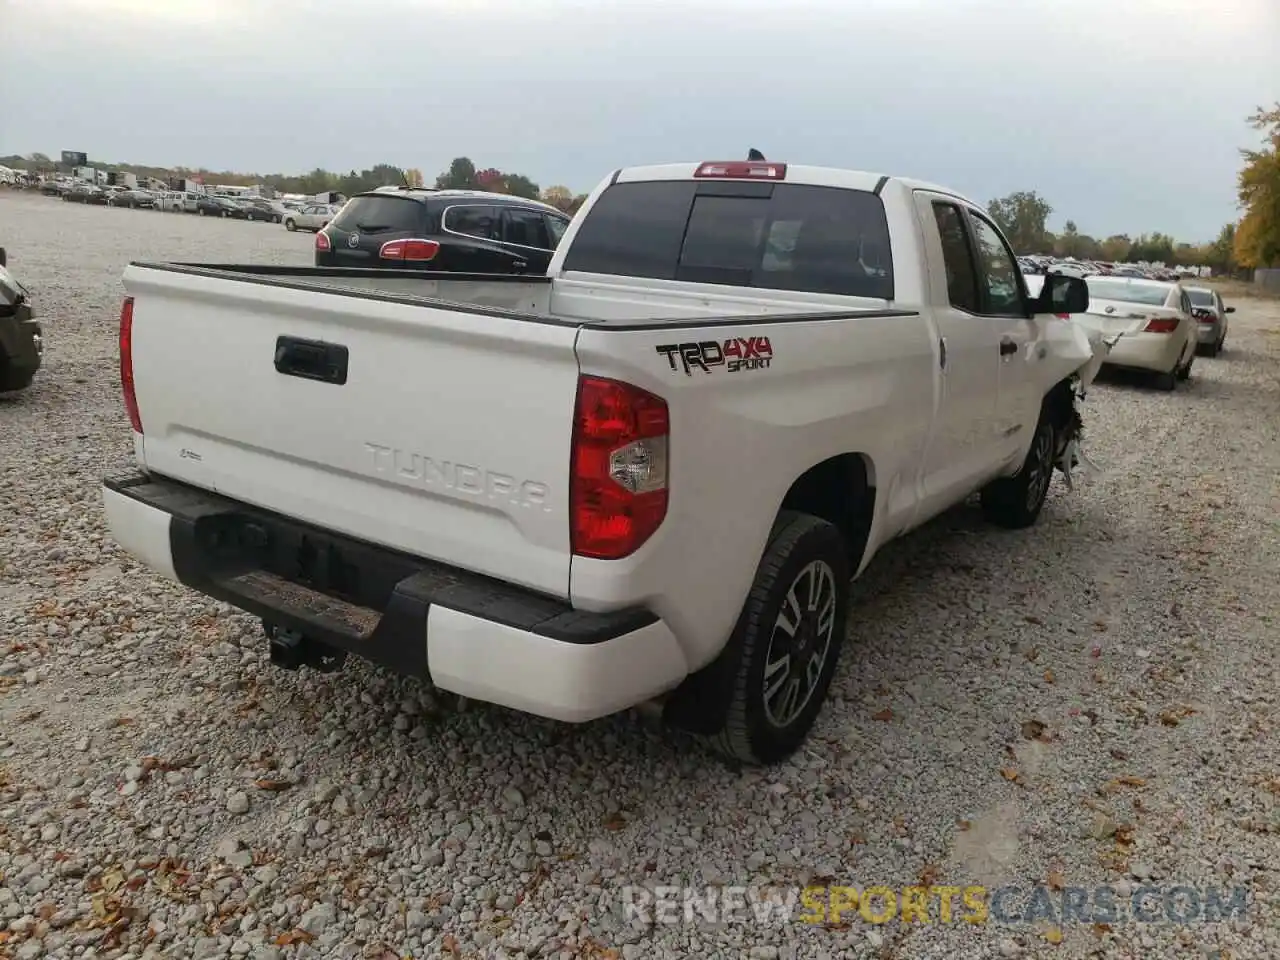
[1018,254,1199,283]
[41,180,335,230]
[1023,268,1233,391]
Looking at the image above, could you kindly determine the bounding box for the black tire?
[1153,362,1178,391]
[274,215,282,224]
[285,219,296,232]
[700,511,851,766]
[198,207,206,216]
[980,412,1056,529]
[1176,350,1193,381]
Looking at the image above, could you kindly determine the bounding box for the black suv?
[315,188,571,273]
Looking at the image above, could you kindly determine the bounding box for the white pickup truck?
[103,158,1108,765]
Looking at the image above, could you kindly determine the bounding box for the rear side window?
[562,181,895,299]
[546,215,569,246]
[503,207,552,248]
[444,205,501,241]
[329,196,424,234]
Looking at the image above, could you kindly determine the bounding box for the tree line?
[989,103,1280,273]
[9,111,1279,270]
[986,189,1241,273]
[5,152,590,215]
[1234,104,1280,269]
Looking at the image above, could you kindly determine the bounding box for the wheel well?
[779,453,875,568]
[1042,378,1080,453]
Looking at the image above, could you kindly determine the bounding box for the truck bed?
[132,262,919,330]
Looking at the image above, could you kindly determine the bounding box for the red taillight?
[119,296,142,434]
[315,231,331,252]
[1143,317,1179,334]
[379,239,440,262]
[693,161,787,180]
[570,376,669,560]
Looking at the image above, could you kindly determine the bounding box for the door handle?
[999,337,1018,357]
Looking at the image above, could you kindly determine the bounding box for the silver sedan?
[1185,286,1233,357]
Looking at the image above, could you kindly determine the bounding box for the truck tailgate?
[125,266,580,597]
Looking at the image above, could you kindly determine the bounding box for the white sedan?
[283,204,339,233]
[1075,277,1198,390]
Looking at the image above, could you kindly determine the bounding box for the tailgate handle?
[274,336,349,385]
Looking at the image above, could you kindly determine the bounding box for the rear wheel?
[198,207,206,216]
[1153,355,1179,391]
[697,511,851,766]
[285,219,296,231]
[980,412,1056,529]
[1176,349,1194,381]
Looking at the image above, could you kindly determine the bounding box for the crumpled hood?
[1037,316,1120,394]
[0,263,30,307]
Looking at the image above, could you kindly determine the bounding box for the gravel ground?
[2,189,1279,960]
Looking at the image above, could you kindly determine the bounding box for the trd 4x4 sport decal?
[655,336,773,376]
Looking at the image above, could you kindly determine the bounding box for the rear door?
[324,195,428,267]
[439,205,521,273]
[913,195,1004,511]
[500,207,556,272]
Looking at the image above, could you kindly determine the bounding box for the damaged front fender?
[1035,318,1121,489]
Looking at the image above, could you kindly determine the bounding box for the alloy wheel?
[762,560,838,729]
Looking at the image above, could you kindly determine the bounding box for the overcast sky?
[2,0,1277,241]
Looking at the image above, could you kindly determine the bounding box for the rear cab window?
[329,196,425,235]
[562,180,894,299]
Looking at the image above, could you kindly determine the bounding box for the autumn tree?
[541,185,573,211]
[501,173,541,200]
[405,168,425,188]
[1233,103,1280,268]
[1128,233,1176,264]
[435,157,478,190]
[1055,221,1101,259]
[1210,223,1237,275]
[1099,235,1132,263]
[988,191,1053,253]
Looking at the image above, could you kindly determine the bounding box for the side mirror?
[1033,273,1088,315]
[0,247,6,268]
[1225,306,1235,314]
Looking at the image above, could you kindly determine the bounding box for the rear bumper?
[0,309,43,392]
[1103,332,1185,373]
[102,472,689,722]
[1196,320,1223,345]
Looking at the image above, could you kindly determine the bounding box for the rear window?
[562,181,894,299]
[330,195,424,234]
[1186,289,1214,306]
[1086,279,1171,306]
